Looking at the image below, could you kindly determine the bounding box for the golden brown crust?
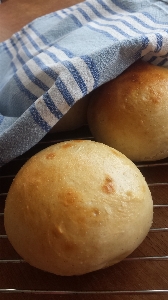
[87,60,168,161]
[4,140,153,276]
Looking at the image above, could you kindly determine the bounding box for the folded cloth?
[0,0,168,166]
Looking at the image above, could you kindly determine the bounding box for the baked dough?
[50,95,90,133]
[87,60,168,161]
[4,140,153,276]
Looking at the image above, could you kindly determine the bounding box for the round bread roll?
[87,60,168,161]
[4,140,153,276]
[50,95,90,133]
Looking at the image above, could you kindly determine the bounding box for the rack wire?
[0,125,168,299]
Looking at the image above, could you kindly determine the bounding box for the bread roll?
[50,95,90,133]
[87,60,168,161]
[4,140,153,276]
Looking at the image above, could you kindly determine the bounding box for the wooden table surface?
[0,1,168,300]
[0,0,82,43]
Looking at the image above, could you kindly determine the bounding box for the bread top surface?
[4,140,153,275]
[87,60,168,161]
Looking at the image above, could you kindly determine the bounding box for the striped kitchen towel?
[0,0,168,166]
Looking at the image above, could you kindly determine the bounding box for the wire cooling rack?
[0,125,168,299]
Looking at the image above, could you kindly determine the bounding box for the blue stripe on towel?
[29,104,51,132]
[81,55,99,89]
[158,58,168,66]
[70,14,83,28]
[43,92,64,119]
[53,44,75,59]
[86,24,119,41]
[28,24,49,45]
[13,74,37,101]
[22,64,49,92]
[134,36,149,60]
[33,56,58,81]
[22,28,42,52]
[96,0,117,14]
[86,1,114,18]
[62,60,88,95]
[55,77,75,106]
[77,7,92,22]
[155,33,163,52]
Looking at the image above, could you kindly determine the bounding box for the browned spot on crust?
[61,140,84,149]
[45,152,56,159]
[61,142,73,149]
[63,240,78,253]
[61,188,79,207]
[102,175,115,194]
[92,208,100,216]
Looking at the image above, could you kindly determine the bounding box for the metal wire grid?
[0,126,168,296]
